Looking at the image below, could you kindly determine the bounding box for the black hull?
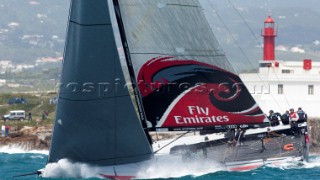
[169,124,309,170]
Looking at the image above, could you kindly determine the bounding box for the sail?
[118,0,269,131]
[48,0,153,166]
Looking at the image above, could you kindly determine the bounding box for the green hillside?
[0,93,56,129]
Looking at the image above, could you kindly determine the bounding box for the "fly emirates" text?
[174,106,229,125]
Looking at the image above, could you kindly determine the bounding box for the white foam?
[30,155,46,159]
[43,159,101,179]
[266,156,320,170]
[302,156,320,169]
[137,155,225,179]
[0,145,48,155]
[43,155,225,179]
[31,155,320,179]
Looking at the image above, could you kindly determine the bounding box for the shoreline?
[0,119,319,153]
[0,125,52,151]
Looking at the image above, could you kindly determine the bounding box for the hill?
[0,1,319,67]
[0,0,69,64]
[0,0,319,92]
[0,93,56,128]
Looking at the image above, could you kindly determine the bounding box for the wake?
[137,155,225,179]
[43,155,226,179]
[265,155,320,170]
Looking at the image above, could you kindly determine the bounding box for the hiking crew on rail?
[268,107,308,136]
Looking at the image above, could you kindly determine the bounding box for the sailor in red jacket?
[289,108,299,136]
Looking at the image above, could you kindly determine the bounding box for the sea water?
[1,146,320,180]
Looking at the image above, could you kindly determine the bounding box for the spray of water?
[301,155,320,169]
[265,155,320,170]
[137,155,226,179]
[43,155,226,179]
[43,159,102,178]
[0,144,48,155]
[41,155,320,178]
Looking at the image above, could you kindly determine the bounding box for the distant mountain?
[0,0,69,64]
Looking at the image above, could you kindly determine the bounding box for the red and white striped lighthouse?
[261,16,277,61]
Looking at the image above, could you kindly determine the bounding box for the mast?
[112,0,152,144]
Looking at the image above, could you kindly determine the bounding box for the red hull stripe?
[228,164,262,171]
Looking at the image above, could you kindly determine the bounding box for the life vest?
[289,112,299,121]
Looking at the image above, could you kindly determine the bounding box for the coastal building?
[240,16,320,117]
[35,56,63,64]
[13,64,35,72]
[0,79,6,86]
[0,60,14,73]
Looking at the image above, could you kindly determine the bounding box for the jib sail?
[48,0,153,166]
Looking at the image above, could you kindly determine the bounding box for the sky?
[199,0,320,71]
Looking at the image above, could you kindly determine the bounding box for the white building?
[0,60,14,73]
[240,59,320,117]
[240,15,320,118]
[0,79,6,86]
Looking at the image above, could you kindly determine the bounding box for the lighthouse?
[240,14,320,117]
[261,15,277,61]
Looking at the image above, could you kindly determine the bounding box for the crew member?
[297,107,308,123]
[281,110,290,125]
[289,108,299,136]
[236,128,246,146]
[268,110,280,126]
[226,128,236,147]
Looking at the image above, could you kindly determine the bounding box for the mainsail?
[48,0,153,165]
[117,0,269,131]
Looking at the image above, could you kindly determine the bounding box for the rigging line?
[12,171,41,178]
[270,64,291,109]
[206,3,245,73]
[206,0,284,112]
[225,0,291,109]
[165,4,198,8]
[226,0,262,46]
[113,167,117,176]
[154,131,191,154]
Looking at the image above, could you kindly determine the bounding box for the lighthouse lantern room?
[261,16,277,61]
